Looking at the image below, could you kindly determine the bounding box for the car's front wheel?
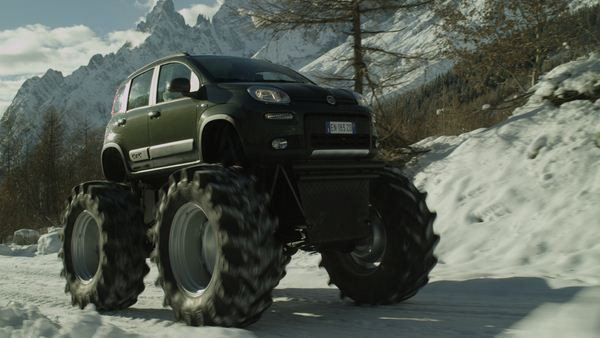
[149,165,288,326]
[320,168,439,304]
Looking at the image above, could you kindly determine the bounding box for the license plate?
[326,121,355,134]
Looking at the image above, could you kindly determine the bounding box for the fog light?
[265,112,294,120]
[271,138,288,150]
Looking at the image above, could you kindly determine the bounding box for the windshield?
[192,56,313,84]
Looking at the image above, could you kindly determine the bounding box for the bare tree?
[436,0,570,90]
[64,115,104,187]
[240,0,434,98]
[29,108,66,222]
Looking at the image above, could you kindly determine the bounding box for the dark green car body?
[101,54,377,182]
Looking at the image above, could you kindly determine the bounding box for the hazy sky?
[0,0,221,113]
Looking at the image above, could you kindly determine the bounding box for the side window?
[111,82,128,114]
[157,63,192,103]
[127,70,153,110]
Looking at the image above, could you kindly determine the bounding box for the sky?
[0,0,221,114]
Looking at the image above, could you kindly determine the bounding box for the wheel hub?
[169,202,217,297]
[71,211,101,284]
[349,211,387,270]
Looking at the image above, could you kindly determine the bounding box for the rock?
[13,229,40,245]
[37,231,62,255]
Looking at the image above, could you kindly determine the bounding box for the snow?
[497,287,600,338]
[0,228,62,256]
[533,52,600,100]
[0,243,37,257]
[405,55,600,291]
[0,302,136,338]
[36,230,62,256]
[1,56,600,336]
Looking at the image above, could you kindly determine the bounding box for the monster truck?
[59,53,439,327]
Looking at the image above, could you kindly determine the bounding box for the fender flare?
[101,143,130,180]
[198,114,242,162]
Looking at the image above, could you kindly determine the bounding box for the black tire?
[149,165,287,327]
[320,168,439,304]
[59,181,149,310]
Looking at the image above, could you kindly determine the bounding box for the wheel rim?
[169,202,217,297]
[71,211,101,284]
[349,210,387,271]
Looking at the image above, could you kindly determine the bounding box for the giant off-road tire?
[60,182,149,310]
[320,168,439,304]
[149,165,287,327]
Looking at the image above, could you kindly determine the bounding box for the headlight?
[352,91,369,107]
[247,86,290,104]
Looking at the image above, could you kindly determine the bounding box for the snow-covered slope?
[1,54,600,338]
[406,53,600,288]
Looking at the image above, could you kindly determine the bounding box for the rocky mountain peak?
[136,0,185,34]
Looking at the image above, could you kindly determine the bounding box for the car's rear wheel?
[60,182,149,310]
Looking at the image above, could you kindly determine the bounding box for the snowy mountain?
[1,54,600,337]
[2,0,597,152]
[0,0,441,151]
[0,0,347,149]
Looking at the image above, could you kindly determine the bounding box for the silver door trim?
[149,139,194,159]
[311,149,370,157]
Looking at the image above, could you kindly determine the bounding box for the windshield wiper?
[252,80,302,83]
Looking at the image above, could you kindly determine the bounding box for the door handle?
[117,118,126,126]
[148,111,161,119]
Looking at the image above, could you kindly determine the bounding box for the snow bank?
[499,287,600,338]
[0,302,137,338]
[407,53,600,287]
[12,229,40,245]
[0,243,37,257]
[37,230,62,256]
[534,52,600,102]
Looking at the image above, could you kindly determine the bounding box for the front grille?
[293,96,357,105]
[311,133,370,149]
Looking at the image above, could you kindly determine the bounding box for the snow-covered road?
[2,253,599,338]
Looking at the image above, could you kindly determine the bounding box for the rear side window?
[157,63,191,103]
[127,70,153,110]
[111,83,128,114]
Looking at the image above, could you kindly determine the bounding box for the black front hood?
[218,82,357,105]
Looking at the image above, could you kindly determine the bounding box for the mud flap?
[297,177,371,248]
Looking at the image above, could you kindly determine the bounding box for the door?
[148,62,202,167]
[120,69,154,171]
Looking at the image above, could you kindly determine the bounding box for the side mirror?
[167,78,191,94]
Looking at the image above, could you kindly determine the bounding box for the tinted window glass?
[192,56,311,84]
[127,70,153,110]
[111,83,128,114]
[157,63,191,103]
